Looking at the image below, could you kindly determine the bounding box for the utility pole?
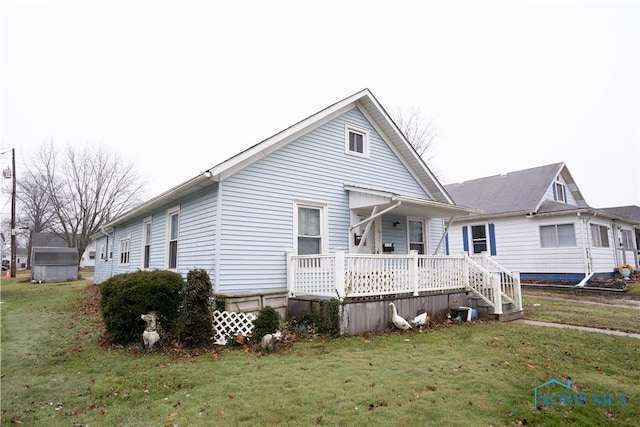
[10,148,16,278]
[2,148,16,278]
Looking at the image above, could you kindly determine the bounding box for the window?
[295,202,326,255]
[471,225,487,254]
[621,229,634,249]
[344,124,369,157]
[119,237,131,265]
[298,207,321,255]
[590,224,609,247]
[142,217,152,269]
[167,207,180,269]
[409,219,425,254]
[540,224,576,247]
[554,182,566,203]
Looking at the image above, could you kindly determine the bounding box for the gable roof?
[598,205,640,223]
[32,232,68,248]
[444,162,588,217]
[101,89,458,228]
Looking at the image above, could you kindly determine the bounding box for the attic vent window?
[344,124,369,158]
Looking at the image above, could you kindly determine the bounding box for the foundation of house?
[217,289,288,319]
[289,291,468,336]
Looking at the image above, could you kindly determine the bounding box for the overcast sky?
[1,0,639,211]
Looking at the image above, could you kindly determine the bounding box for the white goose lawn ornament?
[389,302,412,331]
[412,312,429,327]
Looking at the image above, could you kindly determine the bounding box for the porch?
[287,250,523,335]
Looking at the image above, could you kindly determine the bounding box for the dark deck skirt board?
[290,291,467,336]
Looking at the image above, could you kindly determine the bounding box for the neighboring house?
[598,205,640,267]
[444,163,640,285]
[93,89,522,332]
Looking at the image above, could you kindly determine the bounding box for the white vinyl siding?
[217,107,430,292]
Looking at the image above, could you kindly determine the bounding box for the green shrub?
[100,270,184,344]
[177,269,214,347]
[294,299,341,337]
[252,306,281,342]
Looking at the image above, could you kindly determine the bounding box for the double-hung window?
[167,207,180,269]
[119,236,131,265]
[471,225,487,254]
[540,224,576,247]
[142,217,152,269]
[590,224,609,247]
[344,124,369,158]
[296,202,326,255]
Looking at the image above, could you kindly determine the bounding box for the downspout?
[434,217,455,255]
[575,212,596,287]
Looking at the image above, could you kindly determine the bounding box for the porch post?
[492,272,503,315]
[286,251,295,297]
[513,271,522,311]
[462,253,470,288]
[335,249,346,300]
[410,250,419,296]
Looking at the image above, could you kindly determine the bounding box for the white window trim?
[590,224,609,248]
[141,216,152,270]
[344,124,370,158]
[119,234,132,266]
[540,223,577,248]
[166,206,180,270]
[554,181,567,203]
[293,199,328,255]
[407,217,428,255]
[469,223,489,255]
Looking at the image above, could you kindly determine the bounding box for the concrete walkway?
[514,319,640,339]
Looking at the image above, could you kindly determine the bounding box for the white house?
[444,163,640,285]
[93,89,523,331]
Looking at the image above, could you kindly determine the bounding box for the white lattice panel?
[213,310,256,345]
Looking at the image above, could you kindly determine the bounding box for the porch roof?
[345,184,476,218]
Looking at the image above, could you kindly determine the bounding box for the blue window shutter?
[563,184,567,202]
[488,223,497,256]
[552,183,557,201]
[445,234,450,255]
[462,226,469,253]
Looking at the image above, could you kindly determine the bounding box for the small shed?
[31,247,79,283]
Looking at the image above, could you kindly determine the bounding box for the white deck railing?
[287,250,522,314]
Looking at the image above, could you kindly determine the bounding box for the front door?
[353,214,381,254]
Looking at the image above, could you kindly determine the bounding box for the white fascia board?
[206,90,372,182]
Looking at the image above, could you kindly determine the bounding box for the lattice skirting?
[213,310,256,345]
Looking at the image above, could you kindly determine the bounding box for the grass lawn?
[522,288,640,334]
[1,276,639,426]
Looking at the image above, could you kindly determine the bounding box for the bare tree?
[392,106,438,161]
[16,169,55,267]
[25,141,146,263]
